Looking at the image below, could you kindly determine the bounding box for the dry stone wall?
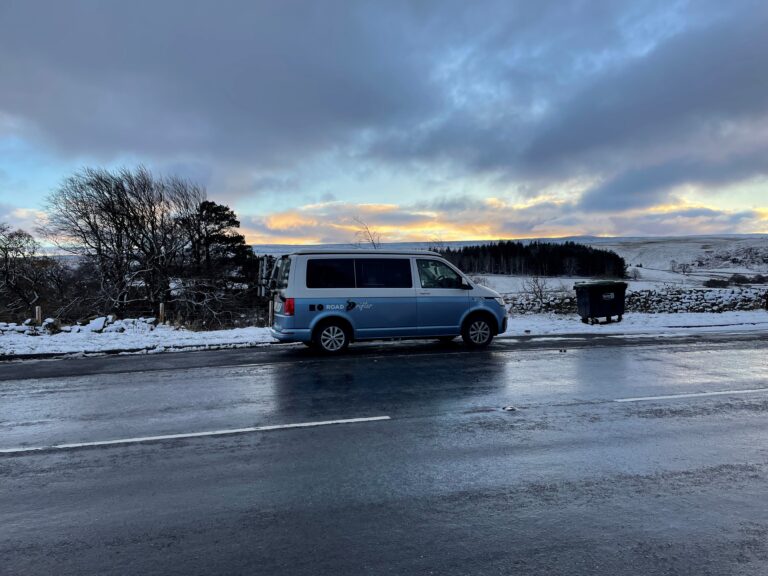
[505,286,768,315]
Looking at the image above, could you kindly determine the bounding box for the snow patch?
[0,319,276,357]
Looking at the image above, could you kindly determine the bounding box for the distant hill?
[252,234,768,273]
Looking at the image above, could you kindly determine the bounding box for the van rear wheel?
[313,321,350,354]
[462,316,494,348]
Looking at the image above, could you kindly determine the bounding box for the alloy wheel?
[469,320,491,345]
[320,325,346,352]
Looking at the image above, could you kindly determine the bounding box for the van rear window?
[355,259,412,288]
[306,259,355,288]
[273,257,291,290]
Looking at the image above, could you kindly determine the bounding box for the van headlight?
[493,297,505,307]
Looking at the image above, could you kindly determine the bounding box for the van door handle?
[418,291,432,296]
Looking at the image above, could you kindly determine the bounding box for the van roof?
[288,249,442,257]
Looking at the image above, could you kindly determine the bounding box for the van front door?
[415,259,470,336]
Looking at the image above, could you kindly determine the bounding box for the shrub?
[704,279,729,288]
[729,274,750,285]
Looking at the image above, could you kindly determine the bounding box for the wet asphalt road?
[2,334,768,575]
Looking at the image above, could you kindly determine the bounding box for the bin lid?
[573,280,628,289]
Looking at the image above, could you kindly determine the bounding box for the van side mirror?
[461,278,473,290]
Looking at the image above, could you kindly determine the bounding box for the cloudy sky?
[1,0,767,244]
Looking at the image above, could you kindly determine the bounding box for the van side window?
[306,259,355,288]
[417,259,463,289]
[355,259,412,288]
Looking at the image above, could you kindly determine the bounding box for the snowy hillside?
[585,235,768,272]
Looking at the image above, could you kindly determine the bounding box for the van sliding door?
[351,258,418,338]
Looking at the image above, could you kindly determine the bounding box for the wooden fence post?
[34,306,42,325]
[159,302,165,323]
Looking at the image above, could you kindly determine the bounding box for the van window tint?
[306,259,355,288]
[355,259,412,288]
[417,259,463,289]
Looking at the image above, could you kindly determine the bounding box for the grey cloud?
[608,208,762,236]
[579,149,768,211]
[0,0,684,168]
[525,2,768,207]
[251,175,302,193]
[0,0,448,164]
[1,0,766,219]
[371,0,768,208]
[524,5,768,170]
[413,195,479,213]
[497,202,576,234]
[365,0,678,172]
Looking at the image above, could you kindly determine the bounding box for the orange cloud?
[240,196,768,245]
[264,212,318,230]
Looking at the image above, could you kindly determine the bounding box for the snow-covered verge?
[0,320,275,357]
[1,310,766,359]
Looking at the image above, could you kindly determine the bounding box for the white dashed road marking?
[614,388,768,403]
[0,416,391,455]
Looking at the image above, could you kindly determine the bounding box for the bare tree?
[39,166,259,325]
[114,168,205,308]
[429,235,447,253]
[521,275,550,306]
[0,225,61,319]
[353,217,382,249]
[40,168,134,312]
[40,166,205,315]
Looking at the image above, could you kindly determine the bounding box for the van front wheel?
[313,321,350,354]
[462,316,494,348]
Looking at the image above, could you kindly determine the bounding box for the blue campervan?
[269,250,508,353]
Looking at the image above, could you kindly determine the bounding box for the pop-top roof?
[288,249,442,256]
